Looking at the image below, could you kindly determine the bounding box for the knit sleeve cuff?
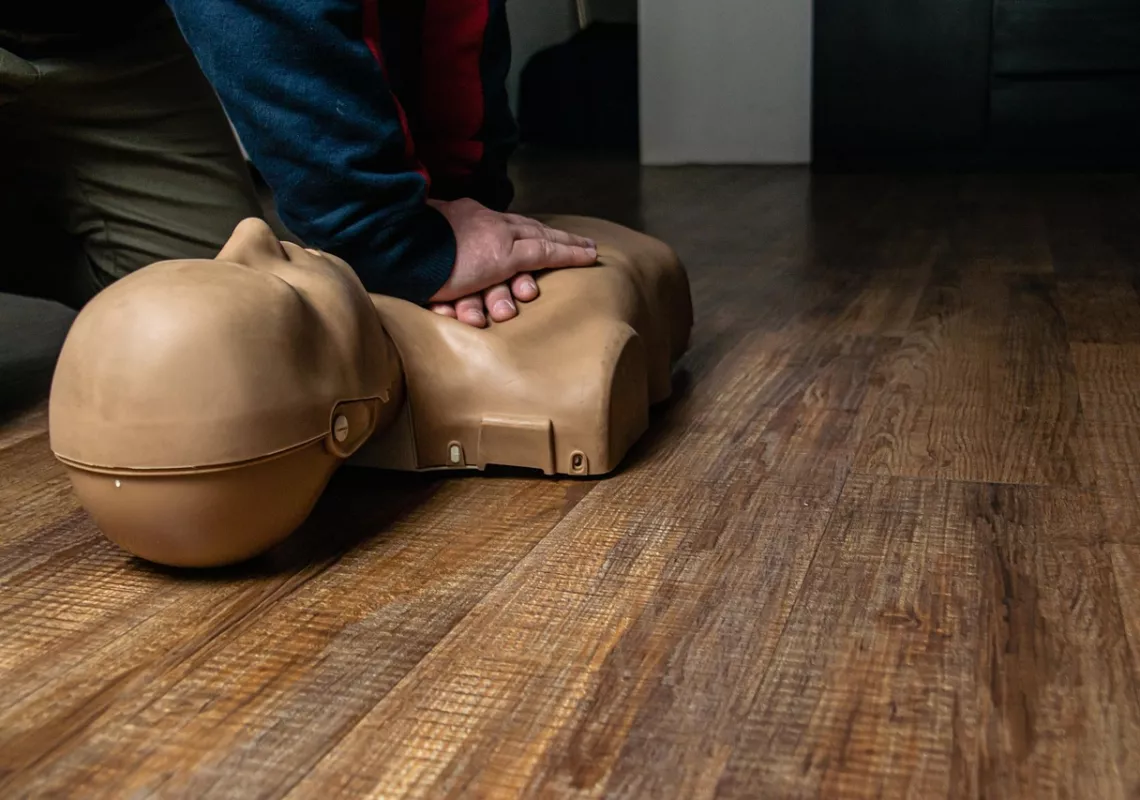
[330,204,457,306]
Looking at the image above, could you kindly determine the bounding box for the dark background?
[812,0,1140,170]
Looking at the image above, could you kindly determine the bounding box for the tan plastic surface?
[352,215,693,476]
[50,219,401,470]
[48,215,691,567]
[48,219,402,567]
[63,440,340,568]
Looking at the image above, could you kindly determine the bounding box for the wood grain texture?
[853,270,1083,485]
[1071,344,1140,543]
[715,478,1127,799]
[1109,545,1140,687]
[0,470,589,797]
[2,166,1140,798]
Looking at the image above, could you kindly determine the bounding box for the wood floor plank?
[949,176,1054,275]
[0,433,82,549]
[1056,279,1140,345]
[1039,175,1140,283]
[1071,344,1140,428]
[967,488,1135,799]
[713,477,1131,799]
[1108,545,1140,687]
[831,227,936,338]
[1071,344,1140,542]
[717,476,981,798]
[854,270,1083,486]
[0,473,590,798]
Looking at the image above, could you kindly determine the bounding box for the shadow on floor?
[133,467,445,581]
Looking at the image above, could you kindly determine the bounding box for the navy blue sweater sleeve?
[164,0,456,304]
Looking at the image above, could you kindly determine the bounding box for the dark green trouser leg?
[0,7,263,308]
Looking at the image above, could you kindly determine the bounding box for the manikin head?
[49,218,403,567]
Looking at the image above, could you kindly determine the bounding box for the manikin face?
[217,217,354,285]
[48,217,405,567]
[50,217,401,472]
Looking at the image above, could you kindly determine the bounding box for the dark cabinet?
[993,0,1140,75]
[813,0,1140,169]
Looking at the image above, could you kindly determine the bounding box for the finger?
[430,303,457,318]
[502,212,555,231]
[511,272,539,302]
[502,213,595,246]
[455,294,487,328]
[509,238,598,272]
[483,283,517,322]
[510,222,595,250]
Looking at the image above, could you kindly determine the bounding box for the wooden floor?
[3,161,1140,798]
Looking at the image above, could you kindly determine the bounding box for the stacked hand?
[428,198,598,327]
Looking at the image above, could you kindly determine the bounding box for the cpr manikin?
[48,217,693,567]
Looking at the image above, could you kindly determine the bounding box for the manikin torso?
[48,216,693,567]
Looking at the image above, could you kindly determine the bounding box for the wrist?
[328,204,457,304]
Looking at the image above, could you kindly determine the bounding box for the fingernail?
[494,299,515,316]
[522,280,537,293]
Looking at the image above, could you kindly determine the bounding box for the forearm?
[165,0,455,303]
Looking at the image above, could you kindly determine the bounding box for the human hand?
[427,198,598,327]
